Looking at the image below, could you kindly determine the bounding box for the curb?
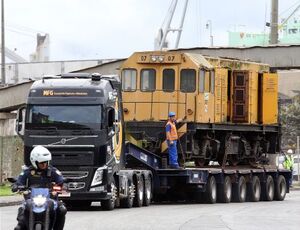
[0,196,23,207]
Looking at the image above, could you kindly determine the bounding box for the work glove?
[11,184,19,193]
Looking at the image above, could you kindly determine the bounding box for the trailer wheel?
[247,176,261,202]
[143,177,152,206]
[134,176,144,207]
[232,176,247,202]
[275,175,287,201]
[102,179,117,211]
[261,175,274,201]
[205,176,217,204]
[217,176,232,203]
[121,181,134,208]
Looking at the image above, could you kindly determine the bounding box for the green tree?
[280,94,300,149]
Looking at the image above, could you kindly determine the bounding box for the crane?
[154,0,189,50]
[279,3,300,30]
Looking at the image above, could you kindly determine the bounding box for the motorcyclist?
[12,145,67,230]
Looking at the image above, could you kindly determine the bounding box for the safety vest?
[283,155,294,170]
[166,121,178,141]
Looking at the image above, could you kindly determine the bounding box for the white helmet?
[30,146,52,169]
[287,149,293,154]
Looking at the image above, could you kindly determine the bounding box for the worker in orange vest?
[166,112,185,169]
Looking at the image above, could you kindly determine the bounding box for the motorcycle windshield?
[31,188,51,213]
[31,188,50,198]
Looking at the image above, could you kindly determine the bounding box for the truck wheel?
[232,176,246,202]
[247,176,261,202]
[261,175,274,201]
[102,180,117,211]
[217,176,232,203]
[134,176,144,207]
[143,177,152,206]
[205,176,217,204]
[121,182,134,208]
[275,175,287,201]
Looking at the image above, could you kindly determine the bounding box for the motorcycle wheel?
[35,223,42,230]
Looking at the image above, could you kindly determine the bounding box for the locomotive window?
[163,69,175,92]
[180,69,196,92]
[122,69,137,91]
[141,69,156,92]
[199,69,205,93]
[236,74,245,86]
[210,70,215,94]
[204,71,210,92]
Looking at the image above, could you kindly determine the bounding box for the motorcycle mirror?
[7,177,17,183]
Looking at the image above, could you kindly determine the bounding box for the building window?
[141,69,156,92]
[199,69,205,93]
[163,69,175,92]
[122,69,137,91]
[180,69,196,92]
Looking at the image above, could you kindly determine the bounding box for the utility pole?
[270,0,279,44]
[1,0,5,85]
[206,20,213,47]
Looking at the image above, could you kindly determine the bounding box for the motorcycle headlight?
[33,195,47,207]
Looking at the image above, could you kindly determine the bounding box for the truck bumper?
[59,190,111,201]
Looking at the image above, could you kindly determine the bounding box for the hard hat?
[30,145,52,169]
[287,149,293,154]
[168,112,176,117]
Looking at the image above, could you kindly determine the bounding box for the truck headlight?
[33,195,47,207]
[91,166,106,187]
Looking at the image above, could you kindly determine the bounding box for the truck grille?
[61,171,89,180]
[51,150,94,166]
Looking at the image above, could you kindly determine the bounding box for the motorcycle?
[8,178,64,230]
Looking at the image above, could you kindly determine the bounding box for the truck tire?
[275,175,287,201]
[143,176,152,206]
[205,176,217,204]
[217,176,232,203]
[261,175,274,201]
[102,180,117,211]
[134,176,144,207]
[247,176,261,202]
[232,176,247,202]
[121,181,134,208]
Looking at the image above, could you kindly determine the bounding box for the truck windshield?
[27,105,102,130]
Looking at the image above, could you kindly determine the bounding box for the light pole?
[206,20,213,47]
[1,0,5,85]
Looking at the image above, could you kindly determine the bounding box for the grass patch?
[0,184,13,196]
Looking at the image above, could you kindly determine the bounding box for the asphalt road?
[1,190,300,230]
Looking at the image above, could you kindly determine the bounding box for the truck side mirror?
[16,106,26,137]
[107,108,115,128]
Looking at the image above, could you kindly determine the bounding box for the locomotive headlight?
[91,166,107,187]
[151,56,157,62]
[158,55,164,62]
[33,195,47,207]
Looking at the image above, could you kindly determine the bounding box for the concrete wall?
[0,136,24,183]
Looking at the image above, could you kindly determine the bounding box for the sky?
[3,0,300,61]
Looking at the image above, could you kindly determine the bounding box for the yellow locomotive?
[120,51,279,166]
